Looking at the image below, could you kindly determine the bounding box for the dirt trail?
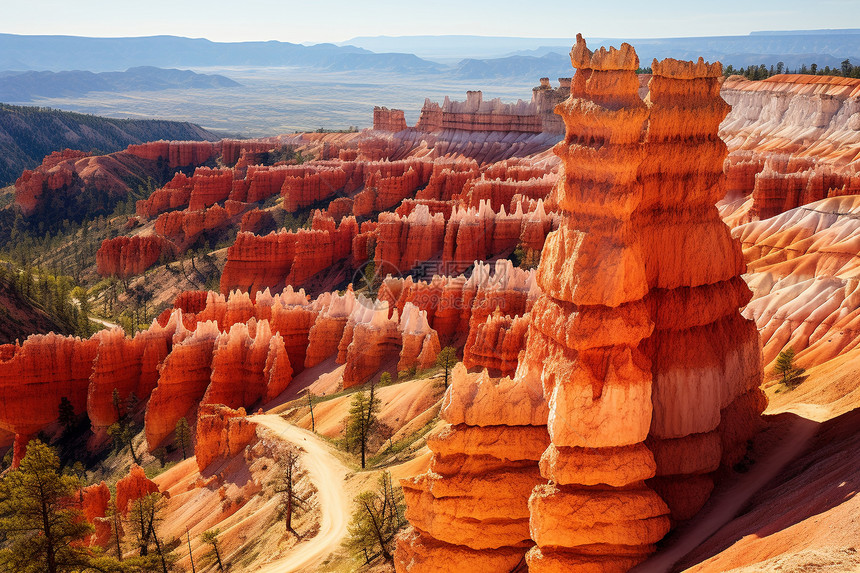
[90,316,121,330]
[251,414,351,573]
[632,405,824,573]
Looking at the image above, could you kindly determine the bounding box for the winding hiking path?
[251,414,352,573]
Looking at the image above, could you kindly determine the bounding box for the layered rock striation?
[737,195,860,368]
[397,35,766,573]
[719,75,860,224]
[96,235,177,278]
[195,404,259,471]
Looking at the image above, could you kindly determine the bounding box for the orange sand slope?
[737,195,860,369]
[677,347,860,572]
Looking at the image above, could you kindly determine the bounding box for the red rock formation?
[719,75,860,223]
[186,167,233,211]
[415,87,566,133]
[79,481,111,547]
[417,160,480,201]
[220,213,357,294]
[126,140,218,168]
[0,333,101,465]
[352,221,378,268]
[280,165,348,211]
[396,364,550,572]
[327,197,354,222]
[87,315,184,430]
[463,311,529,376]
[639,55,764,524]
[374,107,408,131]
[96,235,176,278]
[374,205,446,274]
[136,172,194,218]
[736,195,860,368]
[220,230,297,294]
[305,289,358,368]
[15,147,178,217]
[384,260,540,347]
[397,36,767,572]
[154,204,231,244]
[461,173,555,211]
[396,199,454,219]
[202,319,292,410]
[398,303,441,372]
[194,404,258,471]
[221,139,276,167]
[240,209,276,234]
[115,465,161,515]
[144,320,220,449]
[340,298,402,388]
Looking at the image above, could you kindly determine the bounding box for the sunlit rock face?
[718,75,860,225]
[96,234,177,279]
[195,404,259,472]
[396,34,765,573]
[736,195,860,369]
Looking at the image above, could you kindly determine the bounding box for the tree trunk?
[41,495,57,573]
[364,500,392,563]
[186,528,196,573]
[114,511,123,560]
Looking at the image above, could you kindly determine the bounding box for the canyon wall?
[396,35,766,573]
[719,75,860,224]
[415,80,569,134]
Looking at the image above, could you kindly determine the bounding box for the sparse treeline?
[0,440,180,573]
[0,258,91,338]
[724,59,860,80]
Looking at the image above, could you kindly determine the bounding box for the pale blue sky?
[2,0,859,43]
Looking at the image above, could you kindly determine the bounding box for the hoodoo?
[395,34,766,573]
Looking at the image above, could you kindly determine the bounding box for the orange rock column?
[525,36,670,572]
[640,58,764,520]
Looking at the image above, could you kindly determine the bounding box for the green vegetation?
[259,144,311,166]
[126,492,176,572]
[724,59,860,80]
[0,258,92,341]
[107,389,141,465]
[773,346,806,387]
[200,529,224,571]
[174,417,191,460]
[511,244,540,270]
[436,346,458,390]
[344,471,405,565]
[0,102,215,187]
[344,381,381,469]
[0,441,95,573]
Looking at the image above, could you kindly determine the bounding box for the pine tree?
[344,385,380,469]
[270,448,311,534]
[0,441,94,573]
[344,471,405,564]
[773,346,805,386]
[436,346,457,390]
[200,529,224,571]
[125,492,174,573]
[57,396,76,432]
[175,417,191,460]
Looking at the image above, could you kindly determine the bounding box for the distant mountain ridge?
[0,66,241,102]
[0,33,441,73]
[0,103,218,187]
[343,30,860,69]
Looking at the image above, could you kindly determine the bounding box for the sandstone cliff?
[396,35,766,573]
